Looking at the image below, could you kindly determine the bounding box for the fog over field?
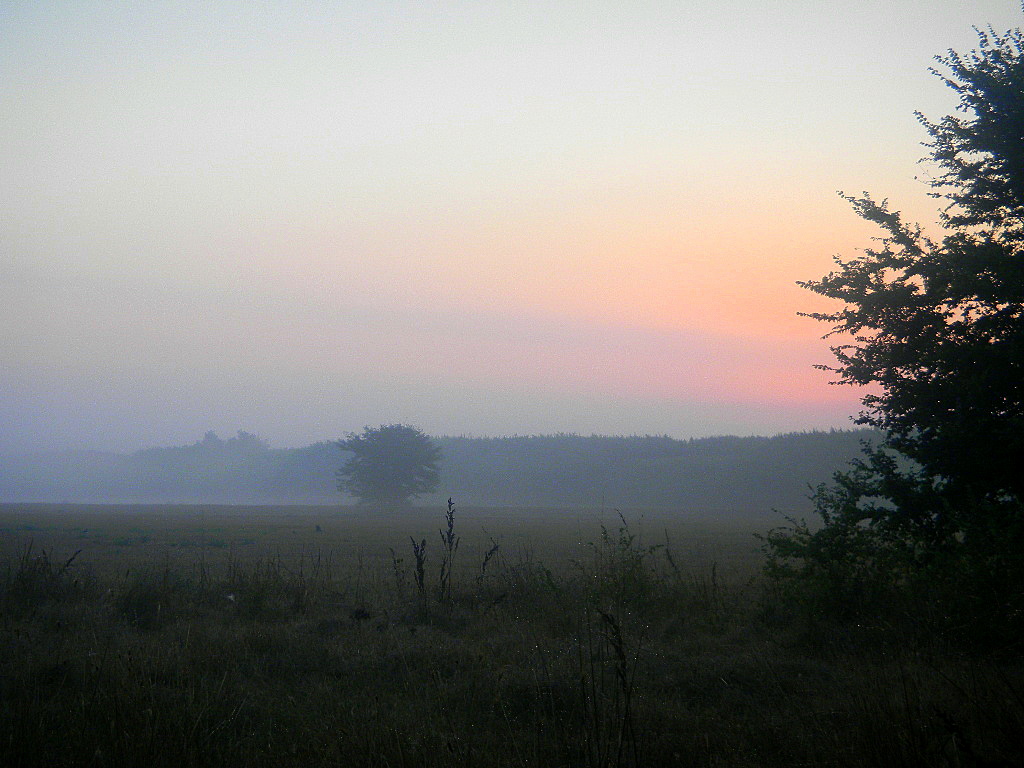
[1,429,876,513]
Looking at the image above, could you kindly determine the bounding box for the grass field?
[1,503,1021,767]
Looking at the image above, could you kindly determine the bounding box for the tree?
[765,26,1024,638]
[337,424,442,506]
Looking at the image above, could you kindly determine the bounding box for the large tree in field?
[766,26,1024,636]
[337,424,441,506]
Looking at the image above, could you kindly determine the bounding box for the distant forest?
[1,429,879,513]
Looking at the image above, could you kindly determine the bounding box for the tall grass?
[0,504,1021,767]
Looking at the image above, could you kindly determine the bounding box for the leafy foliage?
[922,28,1024,233]
[770,25,1024,643]
[337,424,442,506]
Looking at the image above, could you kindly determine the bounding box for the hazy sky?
[2,1,1021,452]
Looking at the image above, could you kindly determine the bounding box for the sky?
[2,0,1021,453]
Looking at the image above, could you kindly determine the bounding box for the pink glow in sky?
[1,1,1020,452]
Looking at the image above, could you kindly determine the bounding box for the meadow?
[1,503,1021,767]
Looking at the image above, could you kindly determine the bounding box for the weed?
[477,536,501,585]
[410,537,427,600]
[574,606,644,768]
[437,497,460,603]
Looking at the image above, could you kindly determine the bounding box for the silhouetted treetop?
[921,27,1024,233]
[800,27,1024,502]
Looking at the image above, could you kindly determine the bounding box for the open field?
[0,503,767,580]
[2,503,1021,767]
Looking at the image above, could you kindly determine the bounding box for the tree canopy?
[800,27,1024,505]
[337,424,441,506]
[767,26,1024,640]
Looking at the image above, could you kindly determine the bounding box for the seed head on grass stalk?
[438,497,460,603]
[477,536,501,585]
[410,537,427,599]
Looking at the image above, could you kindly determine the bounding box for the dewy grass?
[0,503,1021,768]
[2,542,91,614]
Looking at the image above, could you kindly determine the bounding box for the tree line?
[0,428,877,512]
